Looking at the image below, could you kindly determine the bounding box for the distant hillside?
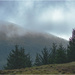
[0,62,75,74]
[0,22,68,69]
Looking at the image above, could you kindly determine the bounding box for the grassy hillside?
[0,62,75,74]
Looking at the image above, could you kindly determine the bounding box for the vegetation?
[4,45,32,69]
[35,43,67,66]
[67,29,75,62]
[1,29,75,74]
[50,43,57,64]
[0,62,75,74]
[34,53,41,66]
[34,29,75,66]
[39,47,50,65]
[55,44,67,63]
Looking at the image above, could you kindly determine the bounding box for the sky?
[0,0,75,40]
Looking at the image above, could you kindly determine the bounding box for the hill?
[0,22,68,69]
[0,62,75,74]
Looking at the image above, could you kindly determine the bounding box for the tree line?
[4,29,75,69]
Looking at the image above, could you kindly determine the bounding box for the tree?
[4,45,32,69]
[39,47,50,65]
[67,29,75,62]
[55,44,67,64]
[34,53,41,66]
[25,53,32,67]
[50,43,57,64]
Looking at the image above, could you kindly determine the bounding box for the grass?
[0,62,75,74]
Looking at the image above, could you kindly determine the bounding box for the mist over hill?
[0,22,68,69]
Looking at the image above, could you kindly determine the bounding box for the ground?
[0,62,75,74]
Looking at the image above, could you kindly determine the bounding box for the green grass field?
[0,62,75,74]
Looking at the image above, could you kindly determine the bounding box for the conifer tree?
[50,43,57,64]
[67,29,75,62]
[25,53,32,67]
[4,45,32,69]
[39,47,50,65]
[55,44,67,64]
[34,53,41,66]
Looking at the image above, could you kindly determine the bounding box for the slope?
[0,22,68,69]
[0,62,75,74]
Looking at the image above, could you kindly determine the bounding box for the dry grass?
[0,62,75,74]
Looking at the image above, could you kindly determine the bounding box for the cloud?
[0,0,75,40]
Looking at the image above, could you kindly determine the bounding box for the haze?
[0,0,75,40]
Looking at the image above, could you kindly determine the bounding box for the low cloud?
[0,0,75,40]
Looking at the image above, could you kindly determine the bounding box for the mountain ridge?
[0,22,68,69]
